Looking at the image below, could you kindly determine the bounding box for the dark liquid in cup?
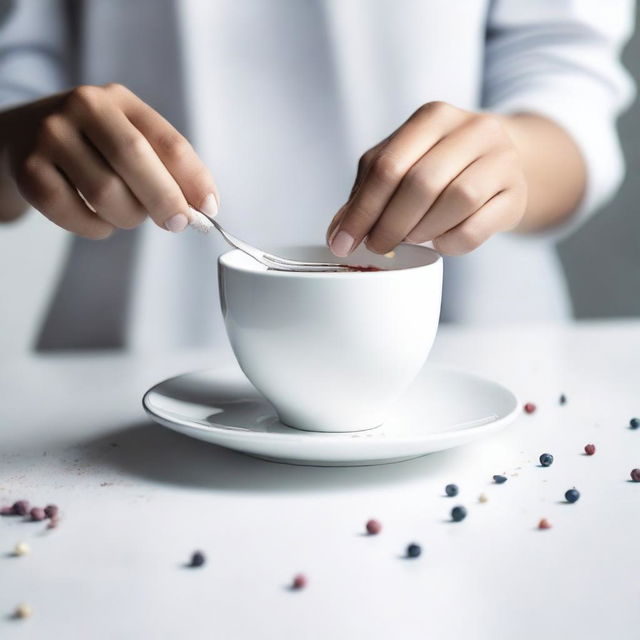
[346,265,384,272]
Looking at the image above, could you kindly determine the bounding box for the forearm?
[501,114,586,233]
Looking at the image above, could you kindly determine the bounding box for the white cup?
[218,244,442,432]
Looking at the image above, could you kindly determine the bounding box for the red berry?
[366,519,382,535]
[12,501,29,516]
[538,518,552,530]
[584,444,596,456]
[44,505,59,519]
[524,403,536,414]
[0,506,14,516]
[30,507,46,521]
[631,469,640,482]
[292,574,307,590]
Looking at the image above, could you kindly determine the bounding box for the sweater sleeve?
[0,0,71,109]
[482,0,636,239]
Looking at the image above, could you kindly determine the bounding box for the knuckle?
[452,180,481,208]
[403,166,433,197]
[37,114,66,147]
[115,133,149,161]
[84,176,121,209]
[15,154,43,185]
[64,85,103,113]
[419,101,451,118]
[14,155,48,200]
[156,131,192,163]
[473,114,503,138]
[371,153,403,184]
[454,223,484,253]
[103,82,128,96]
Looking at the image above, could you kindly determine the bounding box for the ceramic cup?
[218,244,442,432]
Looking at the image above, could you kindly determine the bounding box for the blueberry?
[451,506,467,522]
[565,488,580,503]
[406,543,421,558]
[630,418,639,429]
[539,453,554,467]
[445,484,459,497]
[493,475,507,484]
[189,551,206,567]
[559,394,567,405]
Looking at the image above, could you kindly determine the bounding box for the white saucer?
[142,366,520,467]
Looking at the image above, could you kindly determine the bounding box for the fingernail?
[188,206,214,233]
[201,193,219,217]
[164,213,189,233]
[330,230,354,257]
[327,224,340,247]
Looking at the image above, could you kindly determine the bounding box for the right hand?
[2,83,218,238]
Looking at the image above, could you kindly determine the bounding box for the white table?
[1,322,639,640]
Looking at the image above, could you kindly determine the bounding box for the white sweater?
[0,0,634,351]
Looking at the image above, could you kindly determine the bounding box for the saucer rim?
[142,365,521,447]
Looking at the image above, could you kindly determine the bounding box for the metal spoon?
[191,207,358,272]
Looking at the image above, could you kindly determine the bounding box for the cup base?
[276,410,384,434]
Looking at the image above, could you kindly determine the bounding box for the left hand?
[326,101,528,256]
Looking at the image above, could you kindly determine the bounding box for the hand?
[326,102,528,256]
[1,84,218,237]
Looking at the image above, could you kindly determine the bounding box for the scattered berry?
[451,506,467,522]
[366,519,382,535]
[584,444,596,456]
[631,469,640,482]
[538,518,552,530]
[14,603,32,619]
[565,488,580,503]
[493,475,507,484]
[559,394,567,405]
[539,453,554,467]
[47,517,59,530]
[445,484,459,497]
[478,493,488,503]
[630,418,639,429]
[189,551,206,568]
[1,506,14,515]
[44,505,58,519]
[13,542,29,556]
[524,403,536,414]
[12,501,29,516]
[292,574,307,589]
[30,508,46,522]
[406,543,421,558]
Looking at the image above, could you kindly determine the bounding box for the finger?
[405,149,519,245]
[41,115,146,229]
[330,102,467,257]
[365,118,504,253]
[326,204,348,245]
[432,191,518,256]
[105,84,220,215]
[14,153,114,239]
[64,86,191,231]
[325,140,386,244]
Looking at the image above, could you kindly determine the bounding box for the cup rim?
[218,243,441,278]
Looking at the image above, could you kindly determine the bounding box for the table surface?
[1,321,639,640]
